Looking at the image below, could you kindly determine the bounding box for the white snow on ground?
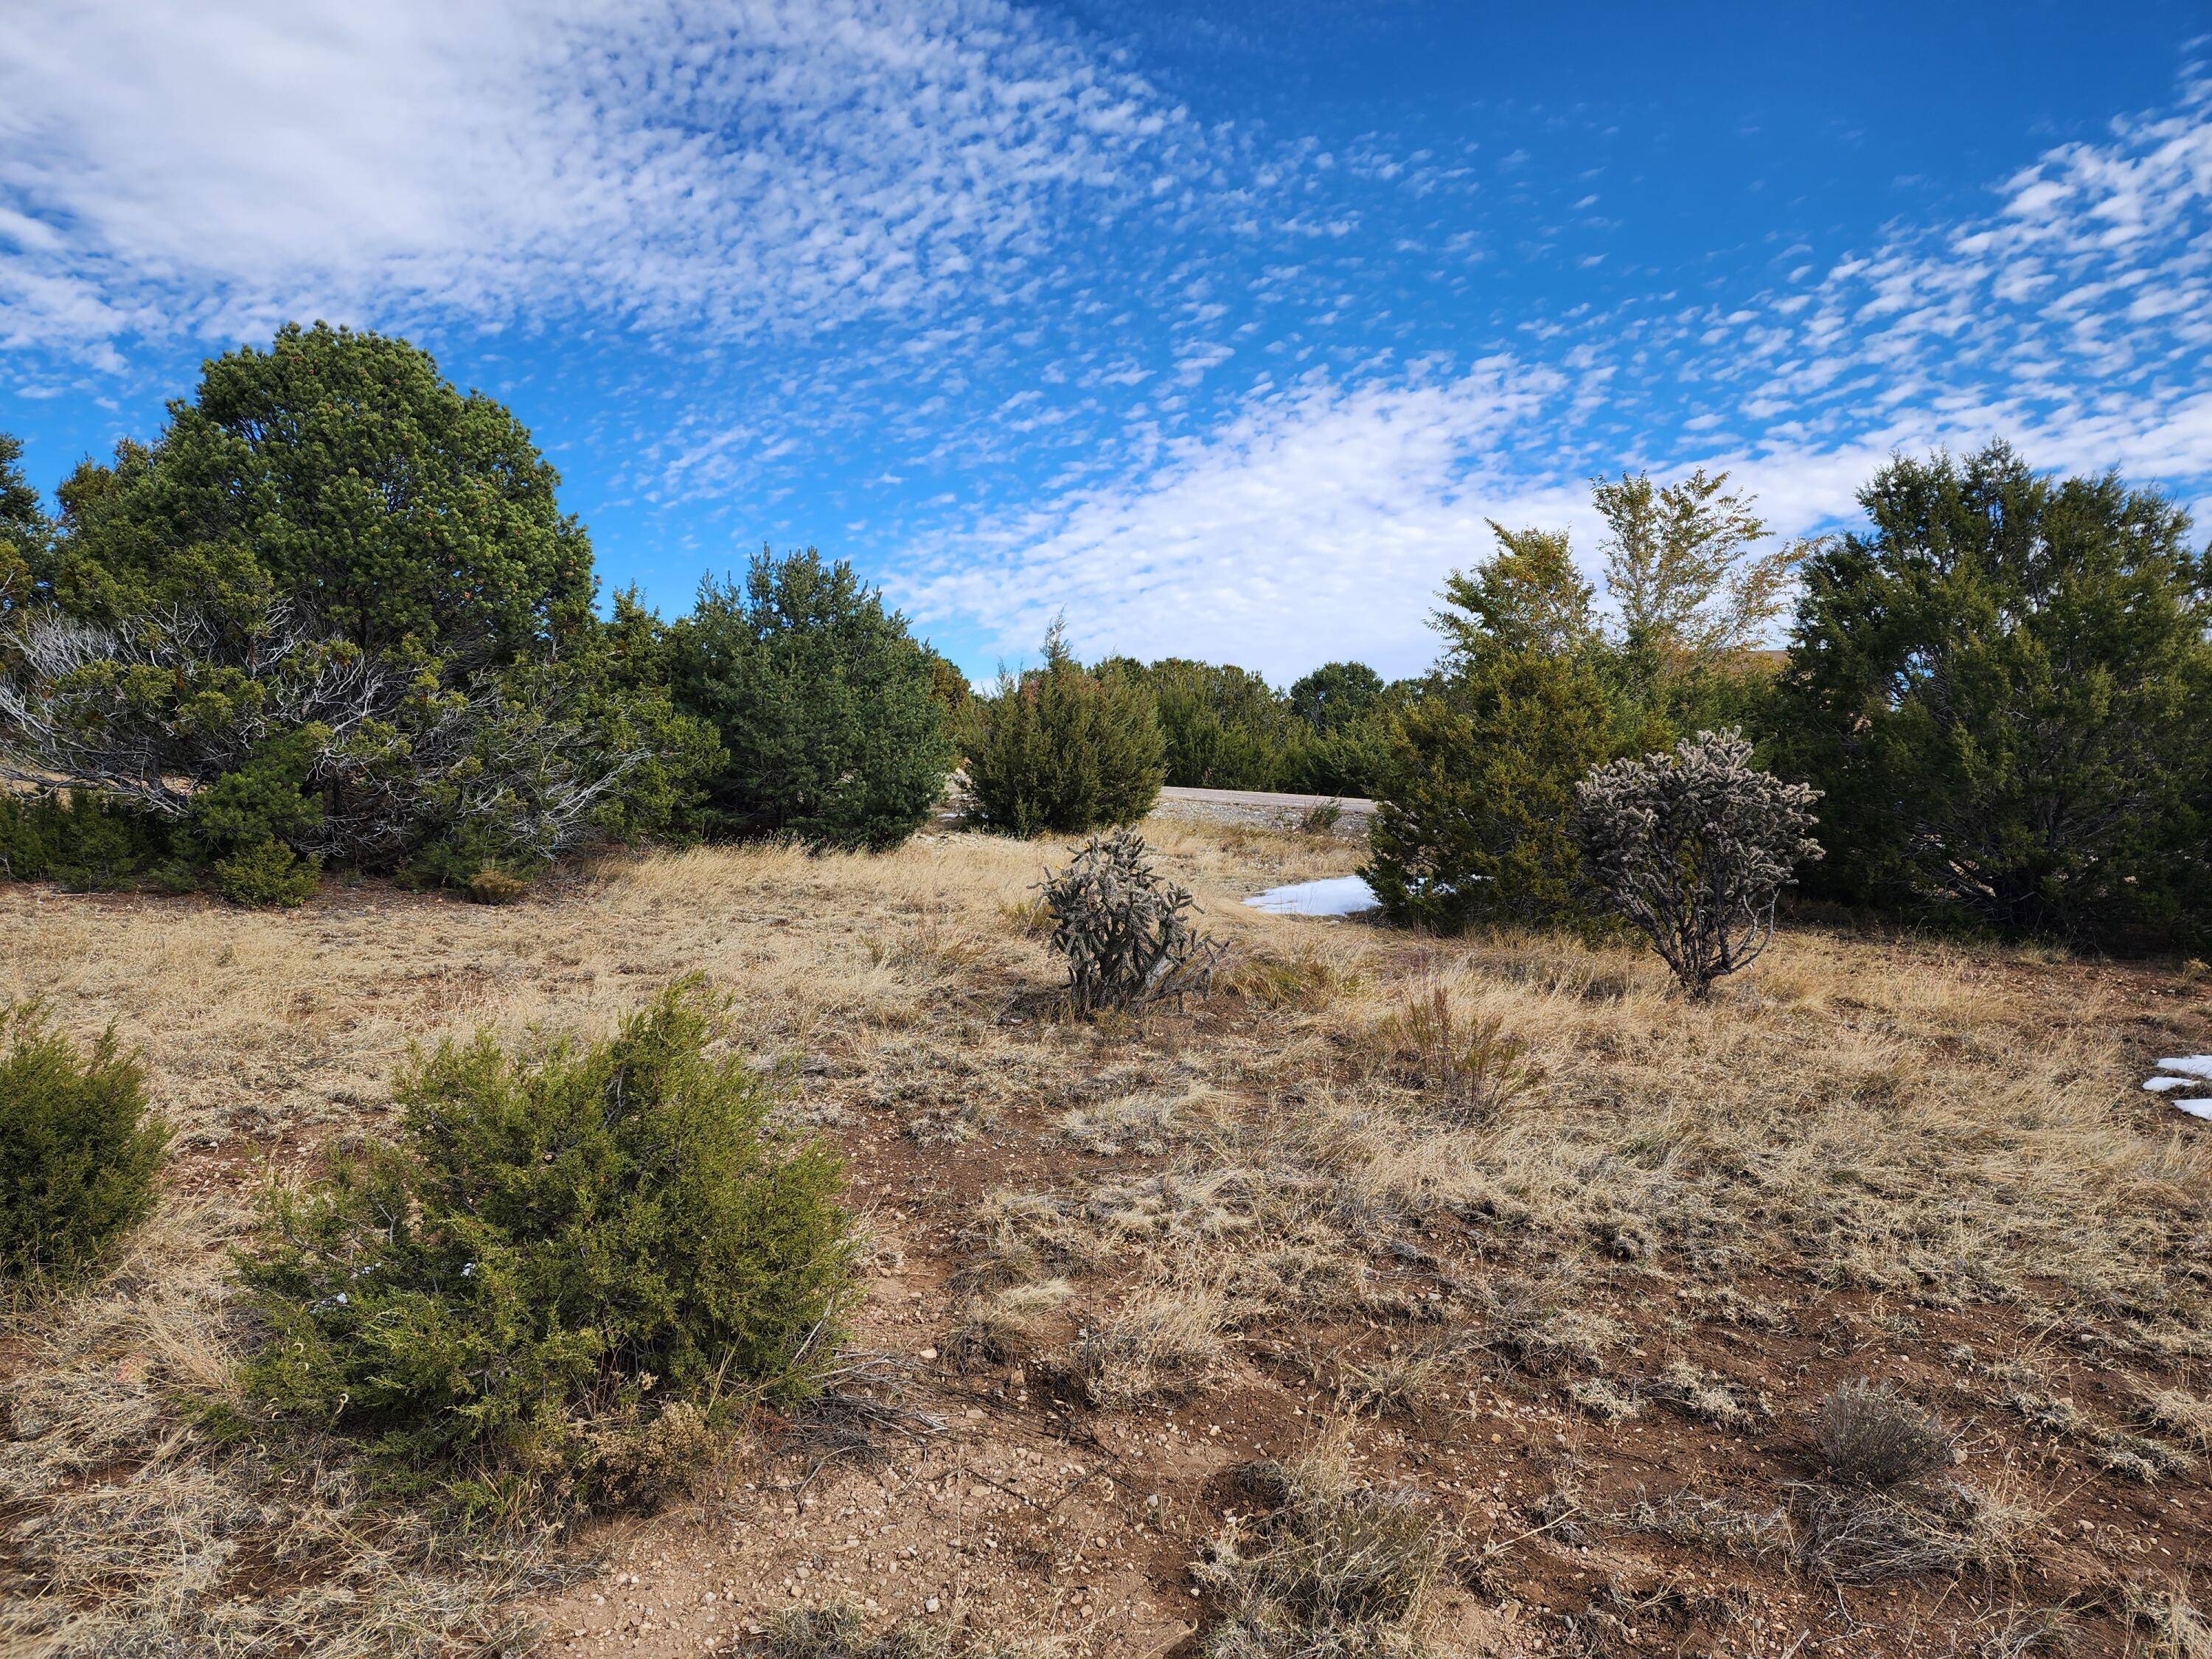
[1244,875,1380,917]
[2145,1057,2212,1121]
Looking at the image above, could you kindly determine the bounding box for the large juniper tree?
[42,322,596,657]
[1773,443,2212,942]
[0,326,710,900]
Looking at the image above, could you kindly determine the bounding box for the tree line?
[1,320,2206,947]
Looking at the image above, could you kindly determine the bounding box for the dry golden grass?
[2,815,2209,1656]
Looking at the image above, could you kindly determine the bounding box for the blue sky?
[5,1,2210,681]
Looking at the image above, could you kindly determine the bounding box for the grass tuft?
[1197,1435,1447,1659]
[1817,1379,1953,1487]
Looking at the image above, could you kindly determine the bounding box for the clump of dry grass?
[1975,1605,2078,1658]
[1652,1360,1765,1431]
[1076,1277,1228,1408]
[944,1279,1073,1370]
[1565,1376,1640,1422]
[1222,947,1354,1012]
[1196,1434,1447,1659]
[1470,1278,1627,1377]
[1992,1366,2199,1481]
[1817,1380,1953,1487]
[1057,1086,1222,1156]
[1332,1341,1462,1420]
[2123,1580,2212,1659]
[2096,1431,2197,1483]
[1794,1475,2039,1585]
[2138,1388,2212,1453]
[762,1604,1034,1659]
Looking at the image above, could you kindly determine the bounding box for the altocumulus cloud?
[898,361,1592,681]
[0,0,1182,355]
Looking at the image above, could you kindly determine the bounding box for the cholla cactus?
[1573,729,1821,998]
[1040,831,1222,1015]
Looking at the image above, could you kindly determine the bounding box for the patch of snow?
[1244,875,1380,917]
[2140,1059,2212,1119]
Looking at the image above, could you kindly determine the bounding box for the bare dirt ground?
[4,818,2212,1658]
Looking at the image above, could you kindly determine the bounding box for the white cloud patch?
[897,364,1588,679]
[0,0,1180,352]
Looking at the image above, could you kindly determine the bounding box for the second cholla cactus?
[1573,728,1821,998]
[1040,830,1222,1015]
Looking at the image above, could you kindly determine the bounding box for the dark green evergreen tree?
[0,327,713,902]
[0,434,46,611]
[1128,658,1291,790]
[1365,525,1618,931]
[967,622,1165,835]
[1774,443,2212,941]
[45,322,595,656]
[1288,661,1385,733]
[672,549,954,851]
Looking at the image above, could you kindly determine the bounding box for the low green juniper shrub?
[0,1006,167,1285]
[237,979,855,1514]
[0,789,169,891]
[212,838,321,908]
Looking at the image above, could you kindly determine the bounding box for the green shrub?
[1280,720,1397,801]
[1774,443,2212,942]
[0,790,55,880]
[672,549,954,850]
[1364,650,1614,933]
[0,1006,167,1283]
[212,837,321,908]
[1120,657,1293,790]
[0,789,170,890]
[238,981,855,1512]
[966,622,1164,835]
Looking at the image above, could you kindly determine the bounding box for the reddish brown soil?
[519,952,2212,1659]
